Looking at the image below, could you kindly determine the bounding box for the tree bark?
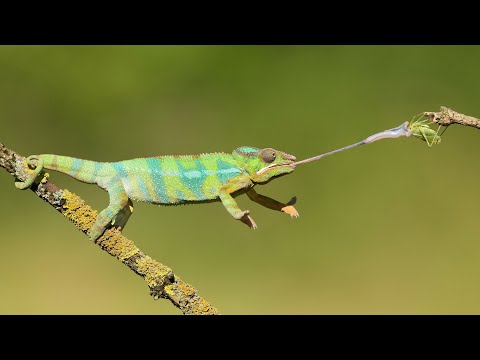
[424,106,480,129]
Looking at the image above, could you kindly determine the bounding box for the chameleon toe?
[247,215,258,229]
[281,205,299,218]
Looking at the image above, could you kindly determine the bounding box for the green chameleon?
[15,147,300,241]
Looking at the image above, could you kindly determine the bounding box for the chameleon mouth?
[256,161,296,175]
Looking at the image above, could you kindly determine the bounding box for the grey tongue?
[290,121,411,166]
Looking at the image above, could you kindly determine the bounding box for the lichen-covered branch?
[425,106,480,129]
[0,143,219,315]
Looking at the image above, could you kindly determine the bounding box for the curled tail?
[15,154,104,189]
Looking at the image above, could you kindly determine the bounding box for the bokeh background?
[0,45,479,314]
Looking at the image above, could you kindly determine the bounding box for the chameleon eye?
[261,150,276,163]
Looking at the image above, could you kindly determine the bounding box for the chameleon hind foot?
[111,199,134,230]
[87,224,107,242]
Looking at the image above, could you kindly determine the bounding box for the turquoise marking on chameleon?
[106,176,121,189]
[103,208,114,218]
[109,186,125,195]
[70,158,83,177]
[216,159,242,184]
[184,169,202,179]
[175,159,207,201]
[176,189,187,203]
[145,157,169,203]
[92,162,103,179]
[236,146,260,155]
[112,161,128,178]
[136,174,152,202]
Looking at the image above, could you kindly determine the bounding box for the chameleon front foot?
[281,205,299,218]
[281,196,299,218]
[239,212,257,229]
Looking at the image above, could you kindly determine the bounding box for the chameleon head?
[232,146,296,184]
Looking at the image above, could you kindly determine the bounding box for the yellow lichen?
[99,228,139,260]
[199,298,214,313]
[22,159,37,175]
[62,189,97,232]
[163,285,180,303]
[177,282,195,297]
[136,256,171,288]
[163,284,176,296]
[41,172,50,184]
[150,274,219,314]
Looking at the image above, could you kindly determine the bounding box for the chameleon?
[14,120,421,242]
[15,146,300,241]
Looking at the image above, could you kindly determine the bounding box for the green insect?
[408,113,442,147]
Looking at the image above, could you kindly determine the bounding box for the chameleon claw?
[247,215,258,229]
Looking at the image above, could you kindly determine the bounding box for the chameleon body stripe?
[136,174,153,202]
[92,162,104,181]
[145,158,169,203]
[69,158,83,177]
[175,158,207,201]
[216,159,242,183]
[112,162,128,179]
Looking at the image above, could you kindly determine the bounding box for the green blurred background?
[0,45,479,314]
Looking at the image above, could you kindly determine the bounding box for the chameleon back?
[109,153,244,204]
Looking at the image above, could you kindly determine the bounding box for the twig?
[424,106,480,129]
[0,143,219,315]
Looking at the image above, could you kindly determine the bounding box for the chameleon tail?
[15,155,45,189]
[15,154,102,189]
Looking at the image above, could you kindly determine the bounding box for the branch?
[0,143,219,315]
[424,106,480,129]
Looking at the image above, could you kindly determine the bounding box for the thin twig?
[0,143,219,315]
[424,106,480,129]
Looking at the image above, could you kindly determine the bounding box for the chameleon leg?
[246,188,299,218]
[218,178,257,229]
[15,156,44,189]
[89,178,129,242]
[111,198,134,230]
